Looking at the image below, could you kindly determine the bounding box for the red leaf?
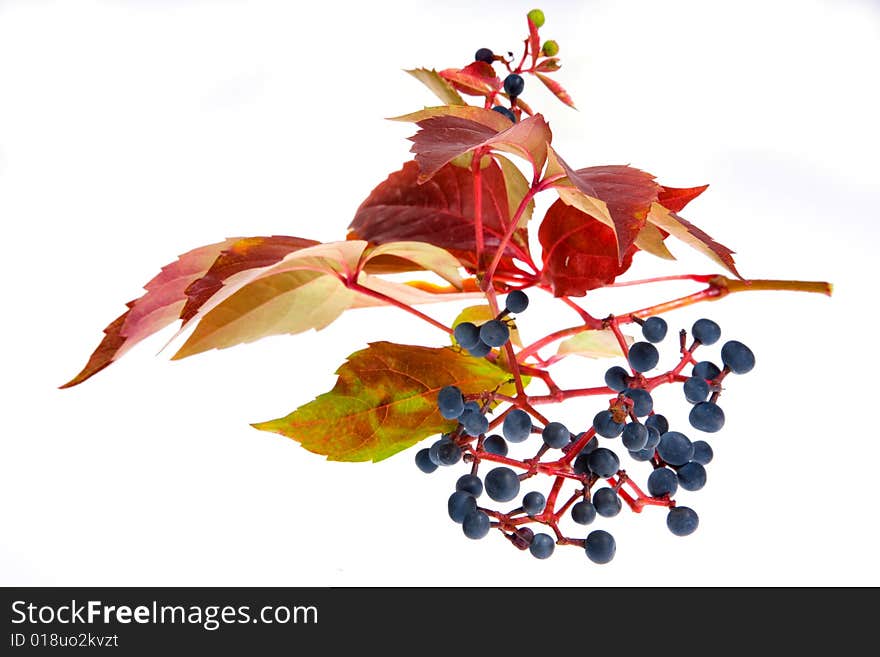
[408,113,551,181]
[535,72,576,108]
[349,160,534,276]
[534,58,562,72]
[60,238,241,388]
[550,150,659,263]
[180,235,319,323]
[439,62,501,96]
[538,199,637,296]
[527,18,541,66]
[648,203,741,279]
[657,184,710,212]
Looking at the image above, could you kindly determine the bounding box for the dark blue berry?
[522,491,546,516]
[585,530,616,564]
[484,467,521,502]
[721,340,755,374]
[436,441,462,466]
[480,320,510,348]
[542,421,571,449]
[644,426,662,449]
[692,361,721,381]
[641,317,668,343]
[692,318,721,345]
[667,506,699,536]
[482,434,508,456]
[474,47,494,63]
[448,491,477,523]
[691,440,714,465]
[571,500,597,525]
[462,510,491,539]
[456,474,483,497]
[572,453,591,475]
[683,376,710,404]
[593,487,622,517]
[629,447,655,462]
[621,422,648,451]
[588,448,620,478]
[622,388,653,416]
[503,73,525,97]
[645,414,669,435]
[593,410,624,438]
[467,339,492,357]
[657,431,694,466]
[437,385,465,419]
[461,410,489,437]
[648,467,679,496]
[491,105,516,123]
[689,401,725,433]
[604,366,629,392]
[454,322,480,349]
[529,533,555,559]
[676,462,707,491]
[503,409,532,443]
[505,290,529,313]
[415,448,438,473]
[628,341,660,372]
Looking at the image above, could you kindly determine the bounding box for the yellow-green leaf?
[556,329,633,359]
[496,155,534,228]
[405,68,466,106]
[252,341,518,462]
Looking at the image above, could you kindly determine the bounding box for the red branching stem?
[606,317,632,358]
[558,427,597,465]
[527,386,614,405]
[483,186,539,291]
[346,281,451,333]
[544,476,566,512]
[561,296,603,326]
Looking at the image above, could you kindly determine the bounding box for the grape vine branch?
[62,8,831,564]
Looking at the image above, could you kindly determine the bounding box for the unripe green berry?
[527,8,545,28]
[541,40,559,57]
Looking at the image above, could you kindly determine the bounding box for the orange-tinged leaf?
[172,270,356,360]
[60,238,240,388]
[535,72,576,108]
[405,68,466,106]
[252,342,519,462]
[534,58,561,72]
[407,113,552,181]
[647,202,741,278]
[172,240,469,359]
[181,235,319,323]
[634,222,676,260]
[438,61,501,96]
[390,105,512,132]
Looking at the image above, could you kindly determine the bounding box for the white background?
[1,0,877,586]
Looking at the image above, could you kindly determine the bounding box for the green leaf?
[405,68,466,106]
[252,341,519,462]
[556,329,633,359]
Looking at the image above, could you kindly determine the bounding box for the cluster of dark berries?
[472,8,561,124]
[416,306,757,564]
[452,290,529,357]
